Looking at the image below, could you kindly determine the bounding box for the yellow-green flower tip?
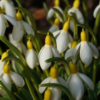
[45,34,52,45]
[63,20,70,31]
[44,89,52,100]
[16,11,22,21]
[54,0,60,6]
[0,7,2,14]
[27,40,33,49]
[1,52,9,61]
[54,18,60,25]
[70,62,77,74]
[4,64,10,74]
[73,0,80,8]
[50,67,58,78]
[81,30,87,41]
[71,41,77,48]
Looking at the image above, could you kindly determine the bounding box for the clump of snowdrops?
[0,0,100,100]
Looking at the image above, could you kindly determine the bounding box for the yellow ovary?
[71,41,77,48]
[45,34,52,45]
[54,18,60,25]
[16,11,22,21]
[63,20,70,31]
[4,64,10,74]
[1,52,9,61]
[81,30,87,41]
[50,67,58,78]
[27,40,33,49]
[73,0,80,8]
[44,89,52,100]
[54,0,60,6]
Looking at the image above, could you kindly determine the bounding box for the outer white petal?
[51,46,61,57]
[93,5,100,18]
[21,43,27,55]
[58,77,67,88]
[38,46,45,58]
[39,45,52,70]
[68,7,76,16]
[4,0,16,18]
[49,25,59,33]
[0,1,4,9]
[39,77,51,93]
[0,88,7,96]
[0,70,4,77]
[22,21,34,36]
[56,30,69,53]
[47,8,54,20]
[69,19,74,32]
[68,74,84,100]
[68,33,73,48]
[0,15,6,36]
[10,71,25,87]
[25,49,37,69]
[1,74,11,91]
[2,14,9,27]
[88,42,99,58]
[4,14,18,27]
[53,30,61,37]
[80,42,93,65]
[12,21,24,42]
[0,60,6,71]
[78,72,94,90]
[66,75,71,88]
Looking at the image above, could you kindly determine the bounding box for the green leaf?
[38,30,57,48]
[94,81,100,96]
[14,92,25,100]
[0,98,11,100]
[40,83,74,100]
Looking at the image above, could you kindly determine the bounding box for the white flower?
[25,40,38,69]
[53,20,73,53]
[73,30,99,66]
[39,35,61,70]
[0,7,18,36]
[49,18,60,33]
[93,4,100,18]
[0,64,25,96]
[68,0,84,32]
[39,67,67,100]
[67,62,94,100]
[12,11,35,42]
[0,0,16,18]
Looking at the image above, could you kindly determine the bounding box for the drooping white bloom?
[0,0,16,18]
[39,35,61,70]
[12,11,35,42]
[39,67,67,100]
[0,64,25,96]
[25,40,38,69]
[68,0,84,32]
[67,62,94,100]
[53,20,73,53]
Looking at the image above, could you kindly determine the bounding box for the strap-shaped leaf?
[14,92,25,100]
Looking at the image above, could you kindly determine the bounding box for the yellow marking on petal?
[50,67,58,78]
[44,89,52,100]
[45,34,52,45]
[27,40,33,49]
[54,18,60,25]
[54,0,60,6]
[81,30,87,41]
[70,62,77,74]
[73,0,80,8]
[0,7,2,14]
[16,11,22,21]
[63,20,70,31]
[1,52,9,61]
[71,41,77,48]
[4,64,10,74]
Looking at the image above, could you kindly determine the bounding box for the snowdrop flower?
[68,0,84,32]
[49,18,60,33]
[12,11,35,42]
[0,0,16,18]
[0,64,25,96]
[53,20,73,53]
[65,41,77,63]
[39,67,67,100]
[39,34,61,70]
[25,40,38,69]
[0,7,18,36]
[47,0,64,22]
[67,62,94,100]
[73,30,99,66]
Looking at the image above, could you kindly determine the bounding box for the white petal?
[25,49,38,69]
[4,0,16,18]
[39,45,52,70]
[21,43,27,55]
[78,72,94,90]
[22,21,34,36]
[4,14,18,27]
[38,46,45,59]
[0,15,6,36]
[52,30,61,37]
[47,8,54,20]
[49,25,59,33]
[0,88,7,96]
[0,70,4,77]
[88,42,99,59]
[51,46,61,57]
[68,74,84,100]
[12,21,24,42]
[2,14,9,27]
[68,7,76,16]
[80,42,93,65]
[68,33,73,48]
[56,30,69,53]
[1,74,11,91]
[10,71,25,87]
[58,77,67,88]
[69,19,74,32]
[66,75,71,88]
[93,5,100,18]
[0,1,4,9]
[39,77,51,93]
[0,60,6,71]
